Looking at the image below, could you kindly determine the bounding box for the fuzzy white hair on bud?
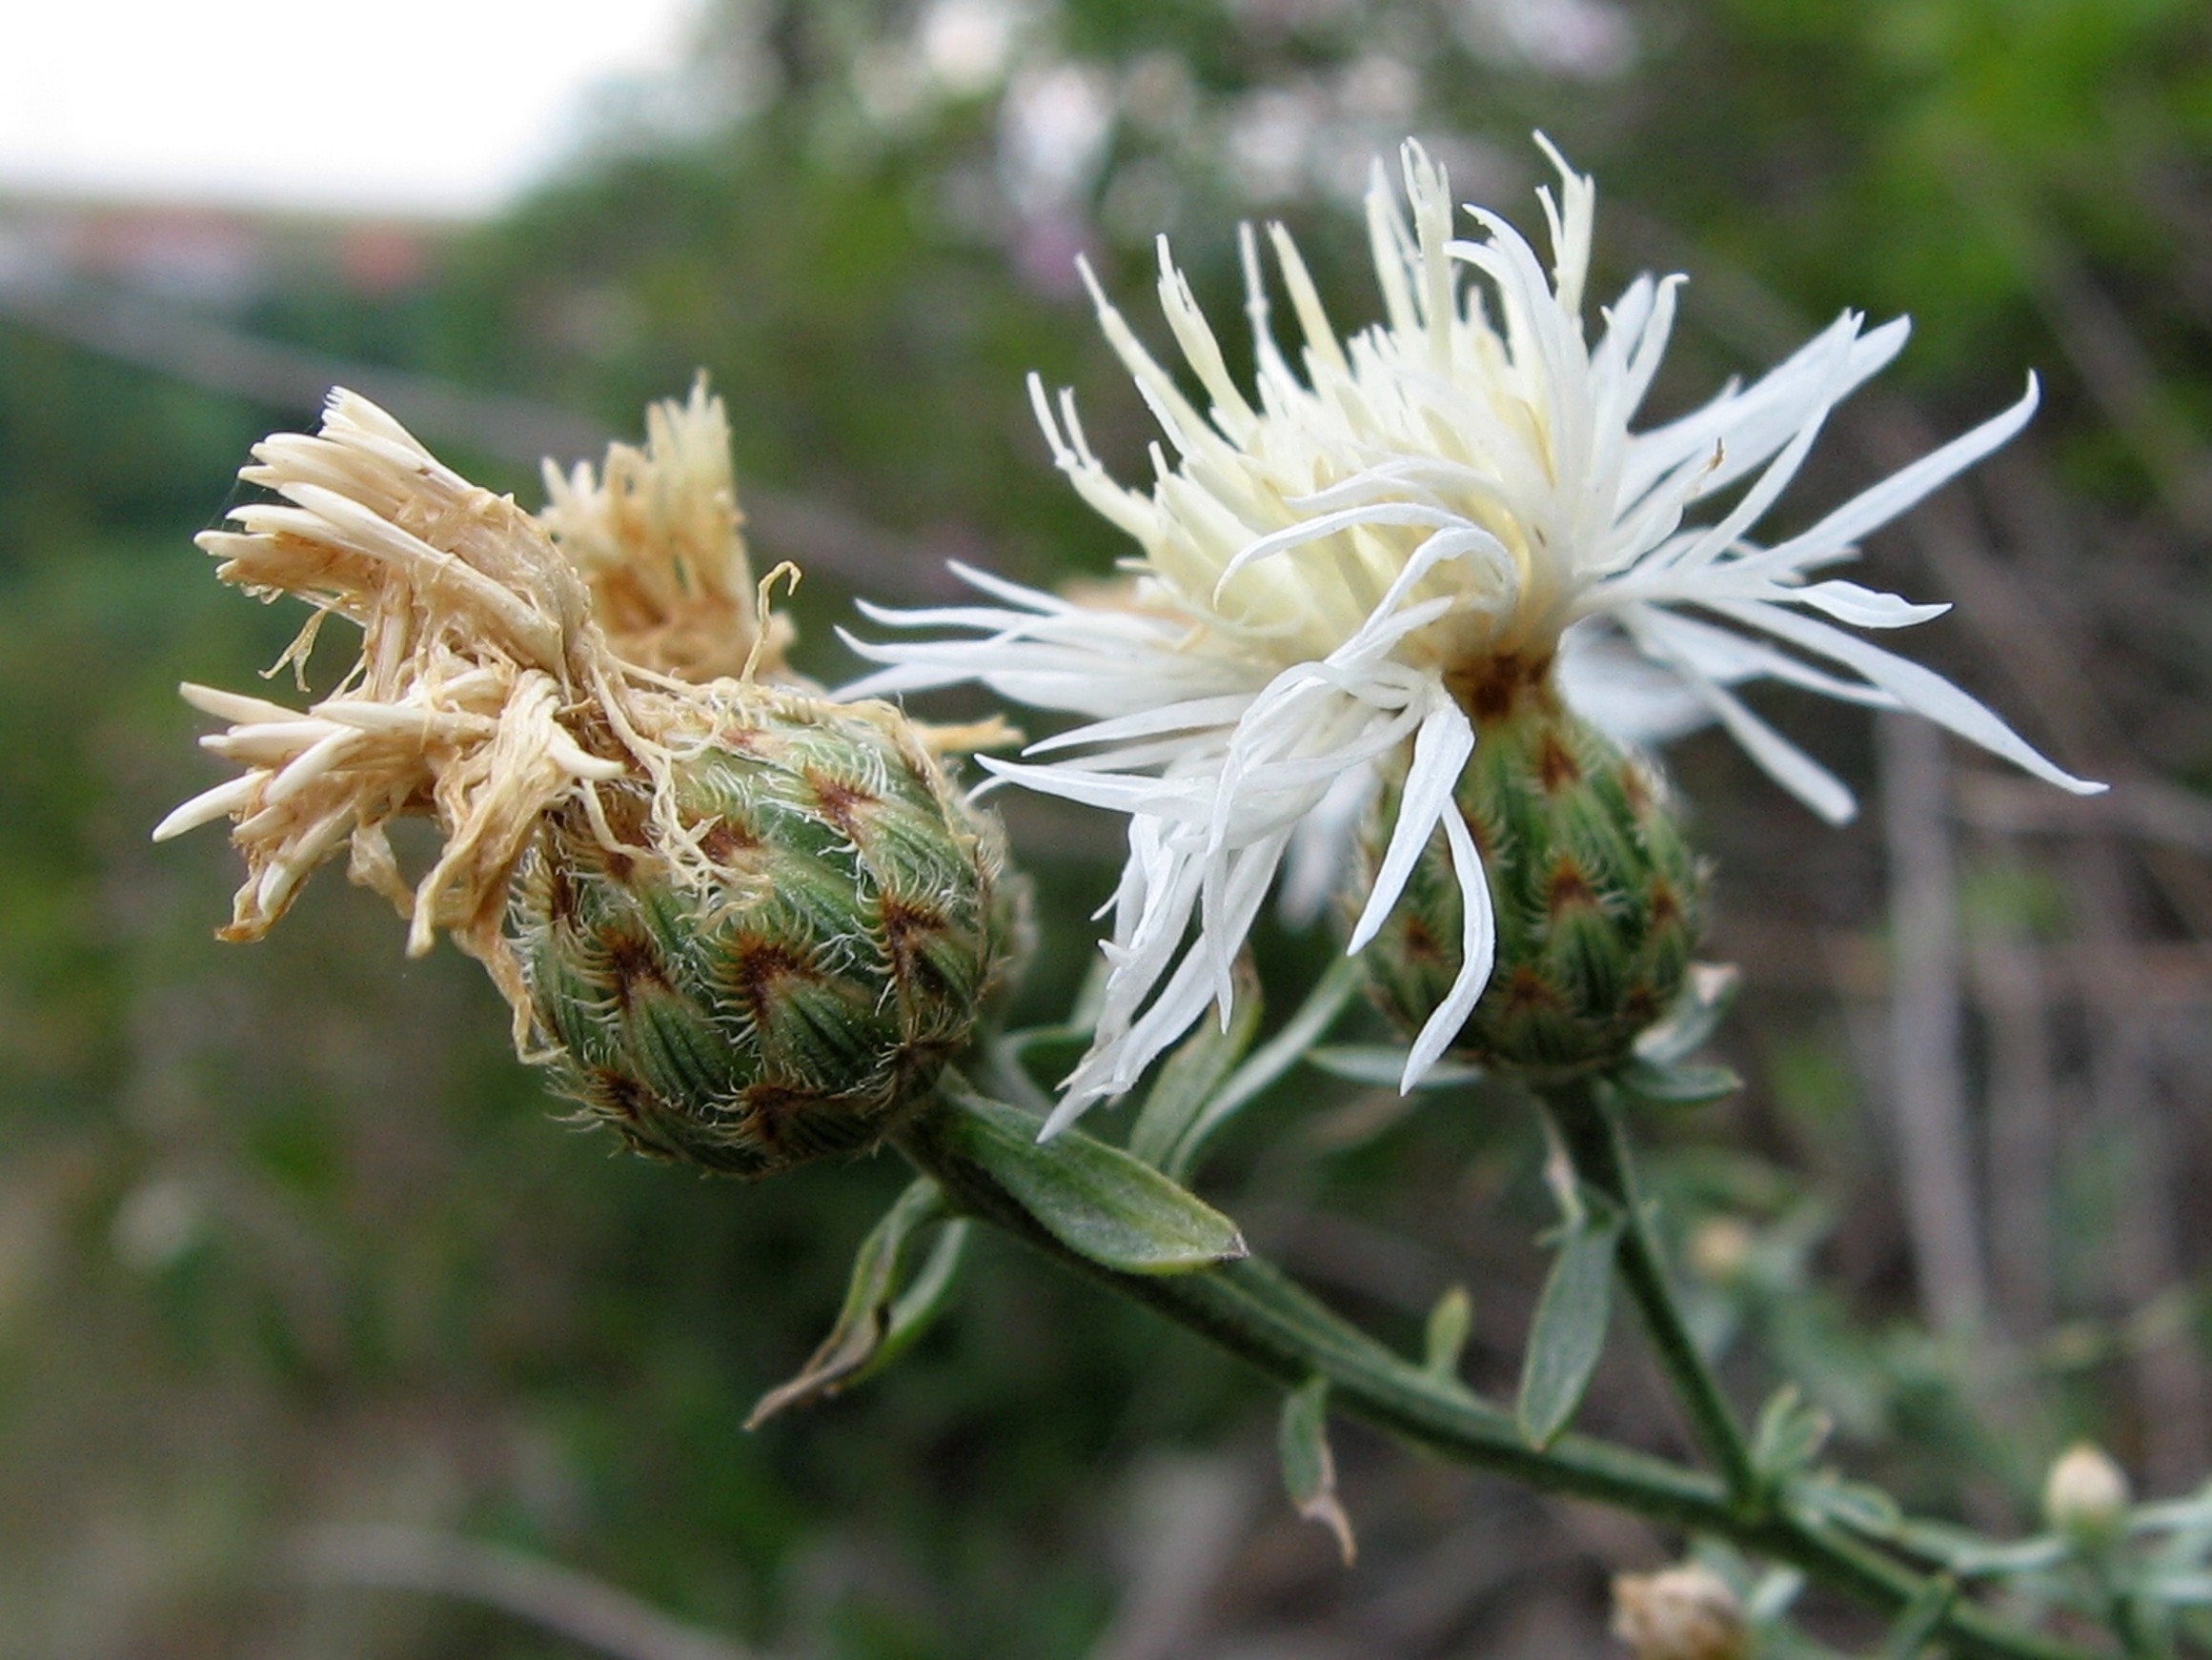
[160,388,1014,1172]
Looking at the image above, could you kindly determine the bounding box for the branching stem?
[1538,1076,1762,1504]
[895,1095,2102,1660]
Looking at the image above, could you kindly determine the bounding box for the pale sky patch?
[0,0,706,215]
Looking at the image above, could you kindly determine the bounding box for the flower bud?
[513,689,1008,1176]
[2042,1443,2130,1546]
[1688,1219,1757,1288]
[1354,689,1703,1078]
[1611,1564,1749,1660]
[163,389,1016,1179]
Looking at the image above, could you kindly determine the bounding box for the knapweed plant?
[161,145,2212,1659]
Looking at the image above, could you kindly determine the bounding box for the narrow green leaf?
[1423,1285,1473,1380]
[1279,1378,1356,1565]
[1305,1044,1484,1089]
[1517,1209,1624,1449]
[1634,962,1741,1066]
[1611,1055,1743,1109]
[996,1022,1092,1061]
[1879,1576,1958,1659]
[2132,1487,2212,1537]
[987,958,1113,1096]
[1794,1476,1903,1540]
[1931,1534,2070,1580]
[1752,1385,1835,1482]
[853,1219,971,1385]
[1128,956,1263,1168]
[747,1178,946,1427]
[939,1087,1247,1275]
[1165,956,1364,1180]
[2146,1572,2212,1608]
[981,1036,1057,1116]
[1744,1566,1806,1625]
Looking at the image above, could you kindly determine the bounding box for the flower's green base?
[512,696,1006,1177]
[1356,691,1703,1076]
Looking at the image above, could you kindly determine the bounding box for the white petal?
[1348,688,1472,952]
[942,558,1081,613]
[1212,500,1464,595]
[1789,579,1949,629]
[1623,605,1897,708]
[1553,625,1717,745]
[1707,597,2101,795]
[1399,801,1495,1090]
[1652,317,1861,578]
[977,757,1211,817]
[152,775,259,841]
[1280,764,1377,925]
[1025,694,1257,756]
[1627,613,1857,822]
[1742,376,2040,577]
[1621,314,1908,508]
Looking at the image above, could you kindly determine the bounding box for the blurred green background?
[4,1,2210,1653]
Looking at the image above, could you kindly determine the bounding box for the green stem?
[2108,1586,2170,1660]
[894,1097,2102,1660]
[1538,1077,1762,1505]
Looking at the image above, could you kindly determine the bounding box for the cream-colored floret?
[539,375,793,683]
[155,390,757,1038]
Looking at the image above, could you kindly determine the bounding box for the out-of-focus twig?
[1745,919,2212,1008]
[1969,923,2058,1342]
[1087,1456,1255,1660]
[1864,408,2212,941]
[0,273,964,601]
[0,272,605,466]
[290,1524,756,1660]
[1955,163,2212,538]
[1955,769,2212,858]
[2067,833,2211,1487]
[1878,715,1988,1336]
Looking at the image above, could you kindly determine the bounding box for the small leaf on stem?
[748,1178,951,1427]
[1280,1377,1357,1565]
[1424,1285,1474,1380]
[1305,1045,1484,1089]
[1793,1475,1904,1540]
[1634,962,1741,1067]
[863,1219,971,1381]
[1751,1385,1835,1485]
[1129,955,1263,1167]
[1612,1055,1743,1110]
[1880,1575,1958,1659]
[1518,1200,1625,1449]
[938,1086,1247,1275]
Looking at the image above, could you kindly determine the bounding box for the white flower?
[845,138,2101,1131]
